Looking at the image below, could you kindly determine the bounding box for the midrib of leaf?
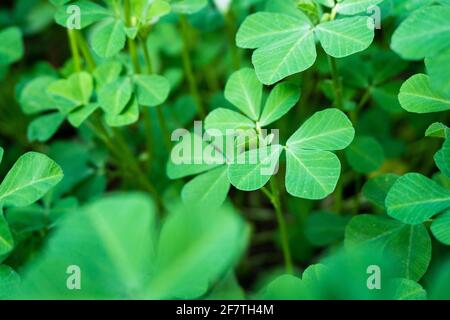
[287,149,327,193]
[316,24,366,45]
[405,225,414,279]
[389,196,450,210]
[233,149,279,184]
[0,174,60,203]
[288,127,350,147]
[197,166,227,203]
[260,92,295,126]
[402,91,450,106]
[237,74,259,120]
[106,20,121,55]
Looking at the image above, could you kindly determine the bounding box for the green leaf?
[305,211,350,246]
[170,0,207,14]
[20,76,58,115]
[0,210,14,262]
[17,194,156,298]
[425,122,450,139]
[287,108,354,151]
[205,108,255,134]
[54,0,110,29]
[386,173,450,224]
[146,0,171,21]
[181,166,230,209]
[0,27,24,66]
[134,74,170,107]
[336,0,385,15]
[0,265,20,299]
[228,145,282,191]
[431,210,450,245]
[391,5,450,60]
[345,214,432,281]
[104,97,140,127]
[237,12,315,85]
[399,74,450,113]
[435,139,450,178]
[146,203,248,299]
[285,147,340,199]
[259,82,301,127]
[98,77,133,115]
[0,147,3,165]
[27,113,65,143]
[224,68,262,120]
[316,16,375,58]
[0,152,64,208]
[345,136,384,173]
[67,103,99,127]
[91,19,126,58]
[47,72,93,112]
[426,49,450,96]
[362,174,399,208]
[167,133,225,179]
[93,61,123,89]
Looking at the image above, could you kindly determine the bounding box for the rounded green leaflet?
[425,122,450,138]
[104,97,140,127]
[27,112,65,143]
[181,166,230,209]
[431,210,450,245]
[224,68,262,120]
[93,61,123,89]
[0,27,24,66]
[287,108,355,151]
[345,136,384,173]
[54,0,111,30]
[228,145,283,191]
[345,214,432,281]
[399,74,450,113]
[91,18,126,58]
[0,152,64,208]
[386,173,450,225]
[19,76,58,115]
[315,16,375,58]
[259,82,301,127]
[391,5,450,60]
[68,102,99,127]
[0,265,20,299]
[47,72,93,112]
[98,77,133,115]
[134,74,170,107]
[285,147,341,199]
[425,49,450,97]
[362,173,399,208]
[204,108,255,135]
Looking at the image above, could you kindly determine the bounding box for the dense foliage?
[0,0,449,300]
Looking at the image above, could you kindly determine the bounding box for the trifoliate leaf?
[386,173,450,224]
[0,152,64,208]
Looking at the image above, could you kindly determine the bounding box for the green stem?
[67,28,81,73]
[124,0,141,74]
[75,30,96,71]
[224,9,240,70]
[351,86,372,123]
[262,179,294,274]
[140,37,153,74]
[327,55,344,110]
[180,15,206,119]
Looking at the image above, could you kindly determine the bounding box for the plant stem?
[180,15,206,119]
[75,30,96,71]
[140,37,153,74]
[351,86,372,122]
[327,55,344,110]
[124,0,141,74]
[67,28,81,73]
[224,9,240,70]
[262,180,294,274]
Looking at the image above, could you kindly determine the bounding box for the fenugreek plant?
[0,0,449,301]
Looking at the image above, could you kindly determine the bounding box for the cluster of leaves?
[0,0,449,300]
